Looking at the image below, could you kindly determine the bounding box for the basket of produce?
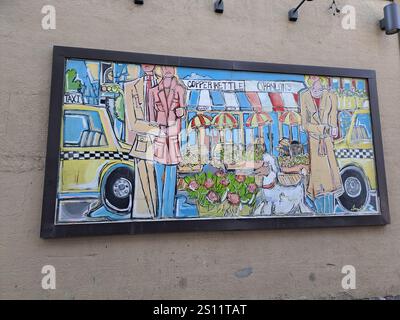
[178,149,203,173]
[277,173,302,187]
[278,154,310,174]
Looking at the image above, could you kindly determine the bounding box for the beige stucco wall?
[1,0,400,299]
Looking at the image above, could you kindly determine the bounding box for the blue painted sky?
[66,59,305,85]
[178,67,305,82]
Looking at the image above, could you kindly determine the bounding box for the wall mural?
[56,57,381,224]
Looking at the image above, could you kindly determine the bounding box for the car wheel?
[338,167,369,212]
[103,168,134,213]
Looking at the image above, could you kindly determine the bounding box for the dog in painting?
[253,153,311,216]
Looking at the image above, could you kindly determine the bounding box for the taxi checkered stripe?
[60,151,134,161]
[335,149,374,159]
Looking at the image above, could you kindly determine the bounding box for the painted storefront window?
[56,58,380,224]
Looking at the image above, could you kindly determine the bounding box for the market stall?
[180,79,306,170]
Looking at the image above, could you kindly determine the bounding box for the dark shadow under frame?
[40,45,390,238]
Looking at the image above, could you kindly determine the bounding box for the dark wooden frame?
[40,45,390,238]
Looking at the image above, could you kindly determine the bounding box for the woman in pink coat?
[148,66,186,218]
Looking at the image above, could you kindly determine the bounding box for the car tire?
[338,167,369,212]
[103,167,134,214]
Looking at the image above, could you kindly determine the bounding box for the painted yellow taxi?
[59,104,135,214]
[334,109,378,211]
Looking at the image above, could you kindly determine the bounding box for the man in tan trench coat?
[300,76,343,213]
[124,64,160,218]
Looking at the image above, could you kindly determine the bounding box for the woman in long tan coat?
[300,76,343,213]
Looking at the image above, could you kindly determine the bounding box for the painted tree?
[65,69,82,92]
[111,85,125,122]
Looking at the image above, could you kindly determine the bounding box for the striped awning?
[245,112,273,128]
[189,114,212,129]
[211,113,238,129]
[279,111,302,125]
[186,90,300,112]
